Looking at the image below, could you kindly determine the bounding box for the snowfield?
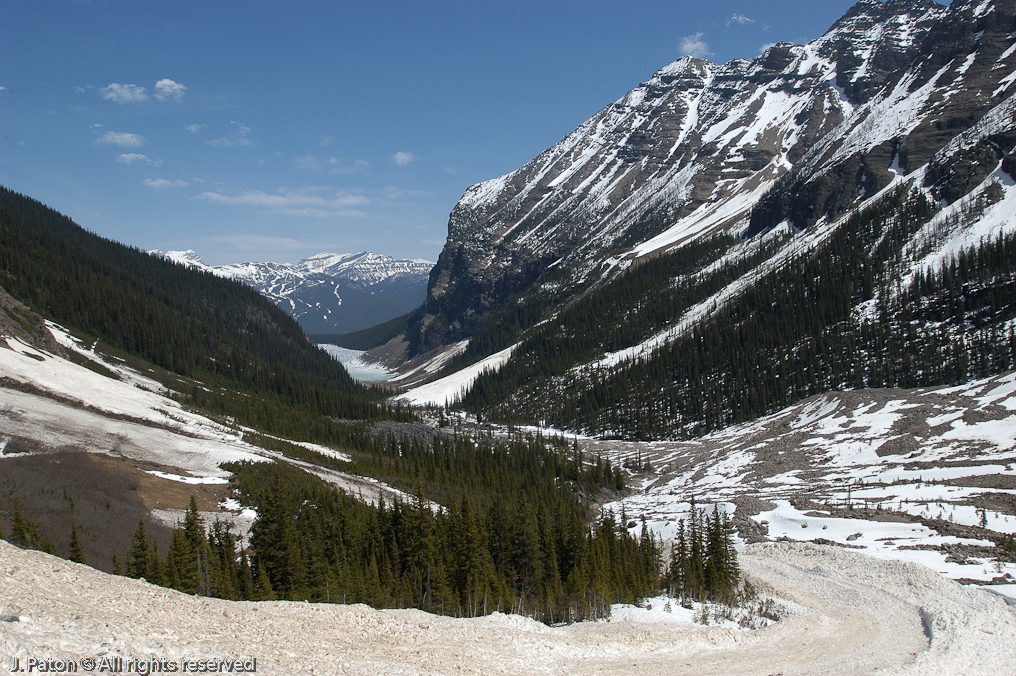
[0,325,411,506]
[593,373,1016,587]
[2,540,1014,675]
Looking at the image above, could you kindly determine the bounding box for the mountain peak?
[150,249,207,268]
[841,0,941,19]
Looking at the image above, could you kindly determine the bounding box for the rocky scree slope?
[152,250,432,334]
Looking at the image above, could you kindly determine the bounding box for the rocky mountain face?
[151,250,433,334]
[410,0,1016,356]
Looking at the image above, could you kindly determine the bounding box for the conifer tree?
[127,519,158,581]
[251,474,304,599]
[68,522,86,564]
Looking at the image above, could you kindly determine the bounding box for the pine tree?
[250,474,304,599]
[166,527,199,593]
[127,519,156,581]
[252,559,277,601]
[68,522,86,564]
[183,497,211,595]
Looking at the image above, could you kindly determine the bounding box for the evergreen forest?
[0,186,410,438]
[456,182,1016,439]
[98,453,741,624]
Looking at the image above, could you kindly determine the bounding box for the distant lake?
[319,345,395,382]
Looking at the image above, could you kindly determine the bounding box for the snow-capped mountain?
[411,0,1015,355]
[384,0,1016,439]
[151,250,433,334]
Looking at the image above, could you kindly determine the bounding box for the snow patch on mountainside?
[396,344,519,406]
[900,165,1016,291]
[589,371,1016,586]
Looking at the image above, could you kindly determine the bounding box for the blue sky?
[2,0,882,265]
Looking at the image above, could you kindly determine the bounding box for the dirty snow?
[3,540,1015,675]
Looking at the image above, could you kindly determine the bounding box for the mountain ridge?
[151,249,433,334]
[388,0,1016,439]
[410,0,969,355]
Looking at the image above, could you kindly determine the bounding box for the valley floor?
[4,320,1016,672]
[2,539,1014,675]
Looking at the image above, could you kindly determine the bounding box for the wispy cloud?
[679,33,713,59]
[207,234,307,251]
[727,14,754,27]
[0,86,6,92]
[154,78,186,102]
[760,42,777,54]
[96,131,145,147]
[100,83,148,104]
[383,186,428,200]
[208,121,253,148]
[392,151,417,167]
[197,187,368,217]
[143,178,188,189]
[295,154,369,174]
[185,123,204,134]
[117,153,161,166]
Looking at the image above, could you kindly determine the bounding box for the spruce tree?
[68,523,86,564]
[127,519,155,580]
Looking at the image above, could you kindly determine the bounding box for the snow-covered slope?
[590,370,1016,584]
[151,250,432,334]
[406,0,1016,377]
[0,323,411,504]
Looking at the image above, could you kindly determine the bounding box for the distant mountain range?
[151,250,433,335]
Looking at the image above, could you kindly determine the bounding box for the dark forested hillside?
[458,183,1016,439]
[0,186,405,433]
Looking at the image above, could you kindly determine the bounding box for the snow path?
[2,541,1014,675]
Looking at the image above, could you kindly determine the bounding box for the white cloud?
[154,79,186,102]
[296,154,368,174]
[679,33,713,59]
[197,188,368,217]
[727,14,754,27]
[384,186,427,200]
[100,83,148,104]
[392,151,417,167]
[208,234,306,251]
[143,178,188,189]
[185,123,204,134]
[208,121,253,148]
[117,153,161,166]
[96,131,145,147]
[0,86,6,92]
[760,42,777,54]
